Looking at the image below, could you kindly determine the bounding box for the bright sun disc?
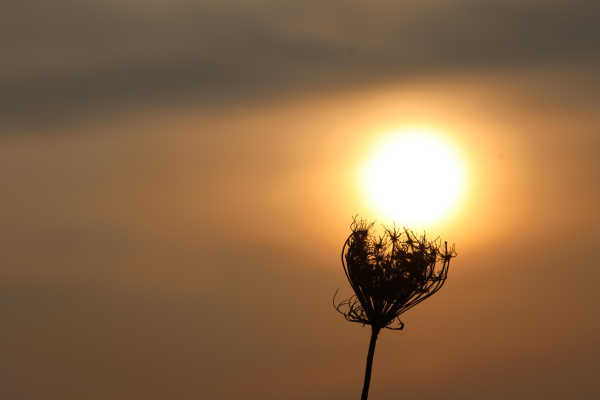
[362,129,466,225]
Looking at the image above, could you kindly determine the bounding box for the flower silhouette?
[334,216,456,399]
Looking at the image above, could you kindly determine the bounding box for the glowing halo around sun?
[361,128,467,226]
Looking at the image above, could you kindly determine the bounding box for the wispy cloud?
[2,0,598,129]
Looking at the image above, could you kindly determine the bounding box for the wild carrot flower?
[334,216,456,400]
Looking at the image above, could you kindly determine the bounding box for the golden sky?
[1,1,599,399]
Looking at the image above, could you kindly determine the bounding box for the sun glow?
[361,128,467,226]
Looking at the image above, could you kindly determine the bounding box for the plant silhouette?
[334,217,457,400]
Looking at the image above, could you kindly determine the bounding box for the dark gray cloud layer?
[1,0,599,129]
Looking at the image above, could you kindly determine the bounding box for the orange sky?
[1,1,599,399]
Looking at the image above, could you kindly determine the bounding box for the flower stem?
[361,326,381,400]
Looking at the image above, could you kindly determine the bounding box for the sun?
[361,128,467,226]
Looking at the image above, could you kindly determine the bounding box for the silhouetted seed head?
[334,216,457,330]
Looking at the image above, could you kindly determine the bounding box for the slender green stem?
[361,326,381,400]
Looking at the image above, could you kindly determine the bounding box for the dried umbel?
[334,217,456,400]
[335,217,456,330]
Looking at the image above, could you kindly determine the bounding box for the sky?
[1,1,599,399]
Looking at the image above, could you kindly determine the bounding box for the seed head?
[334,216,457,330]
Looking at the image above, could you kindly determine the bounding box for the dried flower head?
[335,216,457,330]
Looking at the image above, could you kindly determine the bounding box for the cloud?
[1,0,599,129]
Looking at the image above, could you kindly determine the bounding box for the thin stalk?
[361,326,381,400]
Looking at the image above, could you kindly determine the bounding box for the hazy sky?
[1,1,599,399]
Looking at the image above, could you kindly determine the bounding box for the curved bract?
[335,217,457,330]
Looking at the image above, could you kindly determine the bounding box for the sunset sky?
[1,1,599,399]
